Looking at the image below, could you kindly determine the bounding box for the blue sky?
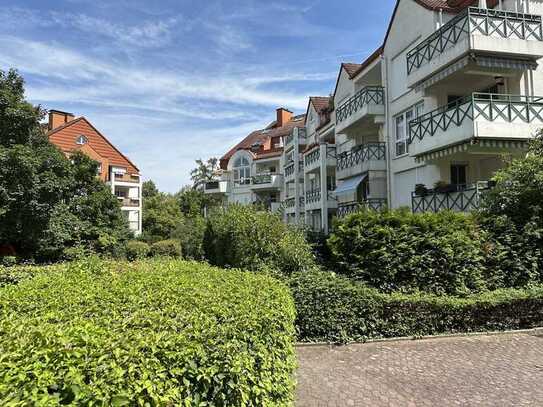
[1,0,395,192]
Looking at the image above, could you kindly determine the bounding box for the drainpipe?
[478,0,487,9]
[499,0,503,10]
[439,9,443,28]
[383,54,393,210]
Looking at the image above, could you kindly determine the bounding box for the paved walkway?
[296,332,543,406]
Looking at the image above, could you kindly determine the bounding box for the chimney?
[48,110,75,131]
[276,108,293,128]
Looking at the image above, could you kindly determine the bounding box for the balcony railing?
[117,197,140,207]
[305,189,321,204]
[337,143,386,171]
[251,174,273,185]
[336,86,385,123]
[204,181,220,190]
[285,196,305,209]
[285,163,295,178]
[406,7,543,75]
[412,182,492,213]
[305,148,320,166]
[408,93,543,145]
[337,199,387,217]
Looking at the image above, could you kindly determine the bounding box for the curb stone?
[295,327,543,347]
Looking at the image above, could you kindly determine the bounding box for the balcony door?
[451,164,467,191]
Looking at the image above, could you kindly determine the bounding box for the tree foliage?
[190,157,219,189]
[0,69,129,261]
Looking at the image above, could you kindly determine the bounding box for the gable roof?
[47,117,139,173]
[220,114,305,169]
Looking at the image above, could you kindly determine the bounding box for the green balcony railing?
[337,143,386,171]
[336,86,385,123]
[305,189,321,204]
[337,199,387,217]
[284,163,295,178]
[304,148,320,166]
[406,7,543,75]
[408,93,543,145]
[412,182,492,213]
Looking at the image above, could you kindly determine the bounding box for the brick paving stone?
[296,333,543,407]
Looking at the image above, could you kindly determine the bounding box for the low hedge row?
[0,259,296,406]
[290,269,543,343]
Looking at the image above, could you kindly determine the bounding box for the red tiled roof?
[47,117,139,174]
[342,63,363,79]
[220,115,305,169]
[310,96,331,113]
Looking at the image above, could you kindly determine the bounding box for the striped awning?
[415,139,528,163]
[415,55,538,91]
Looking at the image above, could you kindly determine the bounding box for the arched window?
[76,135,88,145]
[233,156,251,185]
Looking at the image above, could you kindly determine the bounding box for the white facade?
[108,166,142,236]
[206,0,543,232]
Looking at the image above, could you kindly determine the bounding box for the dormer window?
[76,135,88,145]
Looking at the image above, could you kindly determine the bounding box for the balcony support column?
[319,143,329,234]
[293,128,301,224]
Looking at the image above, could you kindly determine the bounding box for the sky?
[1,0,395,192]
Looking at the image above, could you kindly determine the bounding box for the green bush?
[204,204,315,275]
[125,240,150,261]
[328,209,486,295]
[0,256,16,267]
[290,269,543,343]
[0,259,296,405]
[171,215,206,260]
[150,239,182,258]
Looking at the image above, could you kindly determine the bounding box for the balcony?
[204,180,229,194]
[408,93,542,159]
[284,161,303,182]
[112,172,140,184]
[406,7,543,88]
[304,146,321,172]
[250,173,283,191]
[335,86,385,134]
[284,196,305,214]
[304,189,337,211]
[117,197,140,208]
[284,128,307,150]
[337,199,387,218]
[336,143,386,180]
[411,182,492,213]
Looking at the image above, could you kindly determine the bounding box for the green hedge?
[204,204,315,276]
[0,259,296,405]
[150,239,182,258]
[125,240,150,261]
[290,269,543,343]
[328,209,487,295]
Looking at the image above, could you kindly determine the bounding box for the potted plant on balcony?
[414,183,428,197]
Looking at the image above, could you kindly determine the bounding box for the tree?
[142,180,159,199]
[0,69,129,261]
[142,193,183,242]
[190,158,219,189]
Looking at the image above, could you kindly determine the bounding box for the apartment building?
[208,0,543,232]
[204,108,305,210]
[384,0,542,212]
[47,110,143,235]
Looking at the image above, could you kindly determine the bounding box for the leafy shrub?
[0,256,16,267]
[328,209,486,295]
[150,239,182,258]
[171,215,206,260]
[204,204,315,275]
[125,240,150,261]
[290,269,543,343]
[0,259,296,405]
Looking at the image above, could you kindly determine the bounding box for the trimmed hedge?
[290,269,543,343]
[204,204,315,276]
[150,239,182,258]
[328,209,487,295]
[0,259,296,405]
[125,240,150,261]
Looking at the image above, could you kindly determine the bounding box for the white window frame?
[394,101,424,158]
[233,156,251,185]
[76,135,88,145]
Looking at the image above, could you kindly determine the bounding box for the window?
[395,102,424,157]
[76,135,88,145]
[233,156,251,185]
[451,164,467,190]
